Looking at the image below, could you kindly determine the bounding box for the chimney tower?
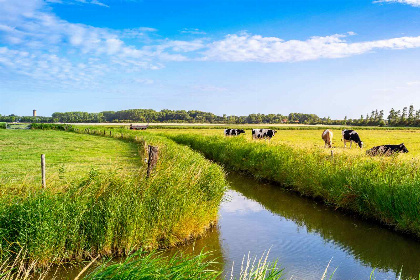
[33,110,37,117]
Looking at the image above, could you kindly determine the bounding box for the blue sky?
[1,0,420,118]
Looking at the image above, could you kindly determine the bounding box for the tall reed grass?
[85,250,284,280]
[0,125,226,265]
[163,133,420,237]
[84,250,221,280]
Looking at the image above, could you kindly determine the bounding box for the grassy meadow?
[0,129,139,190]
[0,127,226,265]
[3,124,420,278]
[128,126,420,238]
[147,127,420,159]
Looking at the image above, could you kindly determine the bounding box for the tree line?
[1,106,419,126]
[326,105,420,127]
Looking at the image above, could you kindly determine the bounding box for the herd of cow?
[224,128,409,156]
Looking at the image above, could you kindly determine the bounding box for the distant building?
[33,110,37,117]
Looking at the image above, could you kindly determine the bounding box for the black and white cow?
[366,143,409,156]
[224,129,245,136]
[252,129,277,140]
[342,129,363,148]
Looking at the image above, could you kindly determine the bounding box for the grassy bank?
[161,133,420,238]
[0,127,226,264]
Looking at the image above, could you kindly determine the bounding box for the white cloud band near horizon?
[202,32,420,62]
[374,0,420,7]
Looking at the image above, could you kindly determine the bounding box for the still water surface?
[58,172,420,279]
[167,172,420,280]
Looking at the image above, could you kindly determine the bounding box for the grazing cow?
[322,129,333,148]
[366,143,409,156]
[224,129,245,136]
[252,129,277,140]
[342,129,363,148]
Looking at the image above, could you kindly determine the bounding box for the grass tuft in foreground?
[85,250,220,280]
[85,250,284,280]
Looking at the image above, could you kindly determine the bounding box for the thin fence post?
[110,131,112,137]
[144,142,148,157]
[41,154,46,188]
[331,150,334,159]
[147,145,159,178]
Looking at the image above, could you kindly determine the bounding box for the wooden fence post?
[147,145,159,178]
[41,154,46,188]
[331,150,334,159]
[144,142,148,157]
[110,131,112,137]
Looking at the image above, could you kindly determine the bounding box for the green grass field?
[0,130,139,189]
[147,128,420,160]
[0,127,226,264]
[2,125,420,279]
[139,127,420,239]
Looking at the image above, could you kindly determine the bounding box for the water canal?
[166,172,420,280]
[58,171,420,279]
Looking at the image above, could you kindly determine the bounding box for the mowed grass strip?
[0,129,139,187]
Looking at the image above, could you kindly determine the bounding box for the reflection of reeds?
[0,249,53,280]
[165,133,420,238]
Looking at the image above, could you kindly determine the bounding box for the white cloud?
[0,0,195,61]
[0,47,108,86]
[180,28,206,35]
[2,0,420,91]
[120,27,157,38]
[221,191,264,214]
[374,0,420,7]
[135,39,205,61]
[203,32,420,62]
[160,40,205,52]
[46,0,109,7]
[0,0,199,86]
